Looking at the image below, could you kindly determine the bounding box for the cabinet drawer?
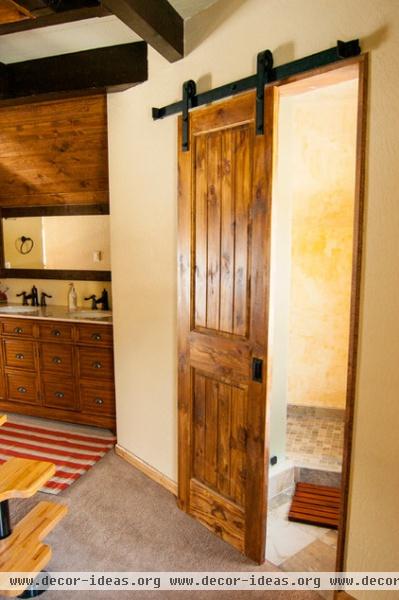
[6,372,39,405]
[78,347,114,380]
[4,339,35,370]
[0,372,4,400]
[76,324,113,346]
[38,322,73,342]
[2,319,35,338]
[40,343,73,374]
[42,375,77,411]
[80,382,115,416]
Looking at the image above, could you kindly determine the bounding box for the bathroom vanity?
[0,307,115,430]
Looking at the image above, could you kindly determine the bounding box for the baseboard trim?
[115,444,178,496]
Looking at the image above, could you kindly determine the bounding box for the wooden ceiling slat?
[0,0,33,25]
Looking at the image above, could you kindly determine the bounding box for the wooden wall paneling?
[0,0,32,24]
[0,94,109,207]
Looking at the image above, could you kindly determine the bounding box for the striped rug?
[0,420,116,494]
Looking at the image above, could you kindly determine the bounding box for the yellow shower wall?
[287,80,358,410]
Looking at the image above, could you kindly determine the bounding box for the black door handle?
[252,357,263,383]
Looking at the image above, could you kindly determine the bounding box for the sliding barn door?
[177,89,274,563]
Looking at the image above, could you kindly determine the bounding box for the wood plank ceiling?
[0,0,32,24]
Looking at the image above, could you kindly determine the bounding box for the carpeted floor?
[9,450,322,600]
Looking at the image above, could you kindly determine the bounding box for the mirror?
[2,214,111,273]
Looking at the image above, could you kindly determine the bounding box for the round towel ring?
[15,236,34,255]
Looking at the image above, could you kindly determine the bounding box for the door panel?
[193,125,252,336]
[178,89,274,563]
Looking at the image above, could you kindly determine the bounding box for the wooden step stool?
[0,416,68,598]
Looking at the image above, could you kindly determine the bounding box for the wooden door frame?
[268,54,368,573]
[176,53,367,566]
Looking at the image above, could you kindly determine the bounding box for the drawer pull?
[52,356,62,365]
[92,361,102,369]
[54,391,65,399]
[14,327,23,334]
[91,333,102,341]
[52,329,61,337]
[17,386,27,394]
[15,353,25,360]
[95,397,104,405]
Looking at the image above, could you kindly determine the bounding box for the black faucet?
[17,287,40,307]
[84,289,109,311]
[31,286,39,307]
[40,292,52,307]
[16,291,29,306]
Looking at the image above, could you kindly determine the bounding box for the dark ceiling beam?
[0,2,109,35]
[0,41,147,101]
[102,0,184,63]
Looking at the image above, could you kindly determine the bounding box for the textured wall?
[287,80,358,409]
[108,0,399,590]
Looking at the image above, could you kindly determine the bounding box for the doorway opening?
[266,59,365,582]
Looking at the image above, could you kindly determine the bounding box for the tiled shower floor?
[266,408,344,589]
[286,410,345,471]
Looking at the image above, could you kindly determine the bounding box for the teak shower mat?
[0,419,116,494]
[288,482,341,529]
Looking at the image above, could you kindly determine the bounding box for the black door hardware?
[252,357,263,383]
[152,39,361,152]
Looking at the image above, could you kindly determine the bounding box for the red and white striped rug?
[0,420,116,494]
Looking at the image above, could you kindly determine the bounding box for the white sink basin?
[0,306,39,314]
[70,310,112,320]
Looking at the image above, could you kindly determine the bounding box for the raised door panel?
[192,372,248,506]
[6,372,39,405]
[38,322,74,343]
[77,347,114,381]
[39,343,73,375]
[4,339,35,370]
[76,324,113,347]
[2,319,35,338]
[193,125,252,338]
[80,382,115,416]
[42,375,77,411]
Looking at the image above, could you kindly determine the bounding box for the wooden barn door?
[177,88,274,563]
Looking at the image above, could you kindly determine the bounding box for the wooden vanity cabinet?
[0,318,115,430]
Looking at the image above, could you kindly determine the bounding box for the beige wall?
[108,0,399,590]
[287,80,358,410]
[3,217,44,269]
[42,215,111,271]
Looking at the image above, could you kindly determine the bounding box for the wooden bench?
[0,416,68,598]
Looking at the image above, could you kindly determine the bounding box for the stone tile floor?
[267,411,343,585]
[266,493,337,571]
[286,412,344,471]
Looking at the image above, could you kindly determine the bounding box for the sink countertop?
[0,304,113,325]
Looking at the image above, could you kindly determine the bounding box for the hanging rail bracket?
[256,49,273,135]
[182,79,197,152]
[152,39,361,146]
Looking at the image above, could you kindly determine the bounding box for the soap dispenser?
[68,283,78,311]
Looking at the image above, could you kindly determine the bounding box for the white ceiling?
[0,0,220,64]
